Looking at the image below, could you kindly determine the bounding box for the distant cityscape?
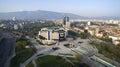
[0,0,120,67]
[0,14,120,67]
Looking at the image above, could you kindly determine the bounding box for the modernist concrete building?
[38,27,67,44]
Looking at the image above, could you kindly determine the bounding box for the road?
[32,60,37,67]
[62,56,75,66]
[20,37,119,67]
[20,54,46,67]
[20,37,76,67]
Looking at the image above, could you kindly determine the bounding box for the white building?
[0,24,6,28]
[38,27,67,44]
[108,20,119,24]
[66,21,71,28]
[109,36,118,42]
[19,23,23,29]
[87,21,91,25]
[12,17,16,21]
[109,36,120,45]
[14,24,18,30]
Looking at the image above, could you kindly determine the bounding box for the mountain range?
[0,10,119,20]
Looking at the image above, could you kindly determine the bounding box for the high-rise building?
[63,16,71,28]
[63,16,69,25]
[12,17,16,21]
[19,23,23,29]
[87,21,91,26]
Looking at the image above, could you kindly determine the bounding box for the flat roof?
[41,27,66,32]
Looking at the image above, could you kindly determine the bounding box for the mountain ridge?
[0,10,119,20]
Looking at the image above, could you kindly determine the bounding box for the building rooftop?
[41,27,66,32]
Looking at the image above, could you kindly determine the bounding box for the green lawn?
[67,57,80,63]
[67,55,89,67]
[10,36,36,67]
[10,48,35,67]
[35,55,74,67]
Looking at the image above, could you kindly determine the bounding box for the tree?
[75,54,83,62]
[79,32,87,39]
[68,30,79,37]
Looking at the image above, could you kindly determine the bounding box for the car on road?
[64,44,70,47]
[37,54,44,56]
[52,47,59,50]
[78,41,83,44]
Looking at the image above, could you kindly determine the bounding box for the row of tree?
[10,36,36,67]
[68,30,87,39]
[90,41,120,63]
[22,21,55,37]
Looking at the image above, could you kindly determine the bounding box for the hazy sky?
[0,0,120,17]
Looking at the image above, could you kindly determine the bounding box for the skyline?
[0,0,120,17]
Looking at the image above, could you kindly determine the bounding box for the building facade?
[38,27,67,44]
